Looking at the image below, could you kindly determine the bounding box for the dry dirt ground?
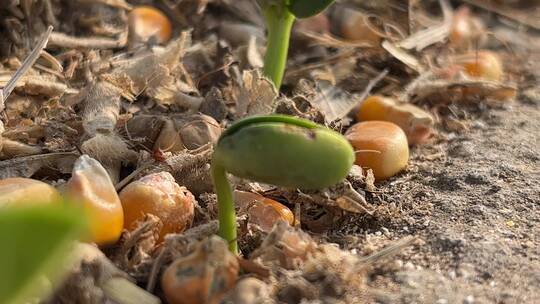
[338,99,540,303]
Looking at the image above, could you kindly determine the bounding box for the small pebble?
[463,295,475,304]
[404,262,415,270]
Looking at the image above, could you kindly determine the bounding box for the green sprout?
[260,0,335,89]
[0,204,86,304]
[211,115,354,253]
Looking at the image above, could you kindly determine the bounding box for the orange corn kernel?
[119,172,195,242]
[65,155,123,245]
[0,178,61,207]
[162,236,239,304]
[345,121,409,180]
[456,51,503,81]
[234,190,294,231]
[357,95,434,145]
[128,6,172,44]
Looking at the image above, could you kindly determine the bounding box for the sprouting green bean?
[211,114,354,252]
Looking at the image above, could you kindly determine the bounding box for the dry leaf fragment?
[250,221,317,270]
[108,32,190,97]
[234,70,277,119]
[0,152,79,179]
[307,80,357,123]
[113,214,162,281]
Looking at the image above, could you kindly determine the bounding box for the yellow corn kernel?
[0,178,61,207]
[119,172,195,243]
[357,95,434,145]
[65,155,123,245]
[346,121,409,180]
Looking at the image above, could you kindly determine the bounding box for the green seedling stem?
[261,0,335,89]
[211,114,354,253]
[262,5,295,89]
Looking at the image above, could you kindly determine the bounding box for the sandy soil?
[338,100,539,303]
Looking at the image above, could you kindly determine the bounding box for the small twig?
[146,246,167,292]
[49,31,127,49]
[115,162,153,191]
[0,26,53,109]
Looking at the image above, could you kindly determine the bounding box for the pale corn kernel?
[65,155,123,245]
[346,121,409,180]
[0,178,61,207]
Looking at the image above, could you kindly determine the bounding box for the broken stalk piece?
[0,26,53,109]
[211,115,355,253]
[260,0,335,89]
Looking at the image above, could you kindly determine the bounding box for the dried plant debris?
[233,70,278,119]
[0,1,538,303]
[112,214,162,282]
[51,243,159,304]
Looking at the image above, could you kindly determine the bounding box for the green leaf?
[0,205,86,304]
[287,0,335,18]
